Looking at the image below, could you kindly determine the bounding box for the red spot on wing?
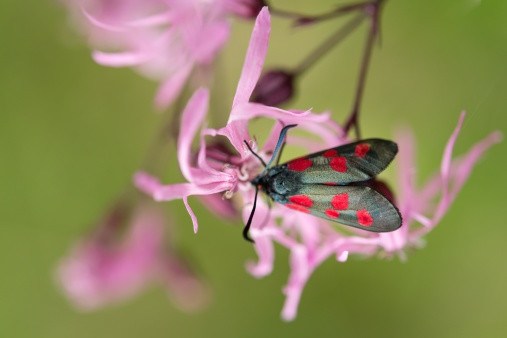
[325,209,340,219]
[357,209,373,226]
[331,193,349,210]
[355,143,370,158]
[324,182,338,186]
[330,156,347,172]
[323,149,338,158]
[286,203,310,213]
[289,195,313,208]
[287,158,312,171]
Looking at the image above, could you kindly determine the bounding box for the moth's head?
[250,173,264,187]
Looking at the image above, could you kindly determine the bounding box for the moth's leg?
[243,187,259,243]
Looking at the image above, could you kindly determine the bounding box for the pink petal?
[246,235,275,277]
[159,254,211,312]
[92,50,151,67]
[56,205,164,310]
[216,121,251,155]
[183,197,199,233]
[281,245,308,321]
[191,22,230,64]
[154,64,193,109]
[449,131,502,196]
[432,128,502,225]
[231,102,330,124]
[395,129,418,212]
[222,103,330,153]
[198,194,239,219]
[134,171,164,197]
[81,8,126,32]
[133,172,234,201]
[431,112,466,224]
[378,229,409,252]
[134,171,234,233]
[337,251,349,262]
[126,11,174,28]
[177,88,210,181]
[441,111,466,179]
[153,182,233,201]
[232,7,270,108]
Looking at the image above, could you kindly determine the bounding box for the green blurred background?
[1,0,506,337]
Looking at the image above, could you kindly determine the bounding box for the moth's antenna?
[243,140,267,167]
[243,187,259,243]
[265,124,297,168]
[275,141,287,166]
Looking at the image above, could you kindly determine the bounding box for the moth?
[243,124,402,242]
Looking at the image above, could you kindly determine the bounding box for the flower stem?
[268,5,308,20]
[294,1,376,25]
[343,0,385,139]
[291,14,365,76]
[268,0,374,24]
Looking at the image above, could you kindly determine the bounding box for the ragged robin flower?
[62,0,265,109]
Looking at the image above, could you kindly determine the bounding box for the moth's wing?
[282,139,398,184]
[282,184,402,232]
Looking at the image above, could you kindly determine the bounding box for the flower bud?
[367,179,396,205]
[228,0,266,19]
[251,69,294,106]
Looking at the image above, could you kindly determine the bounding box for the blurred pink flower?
[134,7,501,322]
[57,202,209,312]
[374,112,503,256]
[63,0,263,109]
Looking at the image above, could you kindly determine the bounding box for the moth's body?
[252,165,295,203]
[249,138,402,234]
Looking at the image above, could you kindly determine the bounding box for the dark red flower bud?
[228,0,266,19]
[366,179,397,206]
[251,70,295,106]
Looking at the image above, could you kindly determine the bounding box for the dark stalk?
[292,14,366,76]
[343,0,385,139]
[294,1,374,25]
[268,5,308,20]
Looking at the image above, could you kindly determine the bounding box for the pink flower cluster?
[63,0,263,108]
[133,8,502,320]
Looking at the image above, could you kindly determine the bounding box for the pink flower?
[245,112,501,321]
[56,202,209,312]
[374,112,503,257]
[63,0,262,109]
[134,7,338,234]
[135,7,501,322]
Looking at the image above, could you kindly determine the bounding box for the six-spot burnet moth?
[242,124,402,242]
